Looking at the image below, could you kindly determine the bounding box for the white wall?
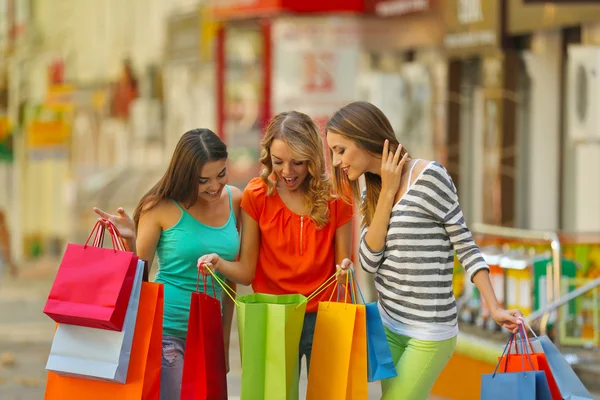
[521,31,561,230]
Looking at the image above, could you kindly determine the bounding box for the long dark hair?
[133,129,227,230]
[327,101,409,226]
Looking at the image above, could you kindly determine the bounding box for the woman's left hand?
[336,258,354,284]
[491,308,523,333]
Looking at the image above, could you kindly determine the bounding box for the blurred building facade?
[2,0,600,262]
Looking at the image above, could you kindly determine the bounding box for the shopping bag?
[306,279,368,400]
[482,326,552,400]
[500,325,560,399]
[44,220,138,331]
[44,281,163,399]
[236,293,307,400]
[45,258,144,382]
[351,269,396,382]
[180,271,228,400]
[512,325,593,400]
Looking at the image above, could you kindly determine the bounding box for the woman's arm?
[199,210,260,286]
[135,208,162,269]
[334,220,353,266]
[363,141,408,253]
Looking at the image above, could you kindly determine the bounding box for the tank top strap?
[226,185,232,209]
[407,159,421,189]
[170,199,185,212]
[226,186,235,219]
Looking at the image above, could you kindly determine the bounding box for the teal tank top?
[155,186,240,339]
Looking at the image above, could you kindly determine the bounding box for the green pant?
[381,327,457,400]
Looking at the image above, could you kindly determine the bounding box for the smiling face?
[327,131,373,181]
[269,138,310,191]
[197,159,228,201]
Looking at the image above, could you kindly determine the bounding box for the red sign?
[208,0,364,19]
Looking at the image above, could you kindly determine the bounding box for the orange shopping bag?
[44,281,163,399]
[307,280,368,400]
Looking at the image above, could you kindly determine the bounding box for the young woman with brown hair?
[93,128,240,400]
[326,101,522,400]
[198,111,355,371]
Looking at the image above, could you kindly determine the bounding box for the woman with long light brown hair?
[326,101,522,399]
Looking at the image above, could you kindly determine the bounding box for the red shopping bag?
[499,325,561,400]
[180,270,228,400]
[45,281,163,399]
[44,220,138,331]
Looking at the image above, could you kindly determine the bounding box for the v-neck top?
[155,186,240,339]
[358,162,489,341]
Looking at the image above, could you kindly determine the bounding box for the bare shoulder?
[228,185,243,205]
[410,158,433,175]
[140,199,179,228]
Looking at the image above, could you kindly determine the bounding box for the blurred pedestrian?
[198,111,355,375]
[326,101,523,400]
[0,209,17,278]
[93,129,240,400]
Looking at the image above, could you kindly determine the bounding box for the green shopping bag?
[236,293,307,400]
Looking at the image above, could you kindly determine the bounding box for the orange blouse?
[241,178,354,312]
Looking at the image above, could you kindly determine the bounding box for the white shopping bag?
[45,259,144,383]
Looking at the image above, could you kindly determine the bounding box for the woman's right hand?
[380,140,408,199]
[198,253,221,274]
[93,207,135,240]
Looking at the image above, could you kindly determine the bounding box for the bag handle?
[195,266,217,298]
[510,317,536,355]
[349,268,367,305]
[497,322,536,377]
[200,262,240,306]
[83,220,129,253]
[104,220,129,251]
[329,271,355,308]
[296,269,341,309]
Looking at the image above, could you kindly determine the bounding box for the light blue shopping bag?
[349,269,397,382]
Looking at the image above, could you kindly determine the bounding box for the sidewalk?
[0,262,444,399]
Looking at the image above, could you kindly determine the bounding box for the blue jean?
[299,312,317,375]
[161,336,186,400]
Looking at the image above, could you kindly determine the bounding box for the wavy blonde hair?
[327,101,409,227]
[260,111,332,229]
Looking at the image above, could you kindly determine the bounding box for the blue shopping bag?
[349,269,397,382]
[481,325,552,400]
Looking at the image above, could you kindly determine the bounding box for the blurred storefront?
[442,0,512,227]
[207,0,449,187]
[164,9,216,154]
[506,0,600,232]
[360,0,445,166]
[207,0,365,188]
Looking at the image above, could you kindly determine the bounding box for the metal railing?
[470,223,562,342]
[526,277,600,349]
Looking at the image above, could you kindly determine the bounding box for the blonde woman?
[326,101,522,399]
[198,111,354,370]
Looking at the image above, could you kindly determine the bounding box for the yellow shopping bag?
[306,279,368,400]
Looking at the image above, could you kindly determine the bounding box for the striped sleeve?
[414,163,489,281]
[358,188,384,273]
[359,224,385,273]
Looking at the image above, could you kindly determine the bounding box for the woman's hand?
[93,207,135,240]
[491,307,523,333]
[336,258,354,284]
[380,140,409,199]
[198,253,221,274]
